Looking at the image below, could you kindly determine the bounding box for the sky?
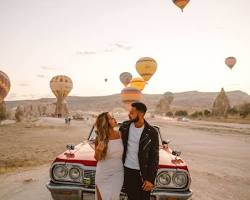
[1,0,250,100]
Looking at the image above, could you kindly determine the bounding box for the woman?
[94,112,124,200]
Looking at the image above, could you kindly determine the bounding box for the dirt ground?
[0,116,250,200]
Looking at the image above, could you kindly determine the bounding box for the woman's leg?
[96,185,103,200]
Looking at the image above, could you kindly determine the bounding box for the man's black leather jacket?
[119,120,159,184]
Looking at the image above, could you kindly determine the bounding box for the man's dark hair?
[131,102,147,113]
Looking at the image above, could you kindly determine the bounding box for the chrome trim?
[47,181,95,192]
[53,165,68,179]
[152,189,193,200]
[46,182,192,200]
[155,168,191,191]
[157,171,171,186]
[50,162,96,186]
[50,162,85,184]
[172,172,188,187]
[69,167,81,180]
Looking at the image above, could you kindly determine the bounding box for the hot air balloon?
[225,57,237,70]
[50,75,73,118]
[172,0,190,12]
[104,78,108,82]
[0,71,11,103]
[120,72,132,87]
[136,57,157,82]
[121,87,142,110]
[129,77,146,91]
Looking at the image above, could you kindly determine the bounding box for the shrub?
[190,111,203,118]
[227,107,238,115]
[166,111,174,117]
[239,103,250,118]
[175,110,188,117]
[203,109,211,117]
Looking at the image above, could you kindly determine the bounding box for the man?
[119,102,159,200]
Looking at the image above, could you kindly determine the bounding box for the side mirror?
[162,140,170,145]
[162,140,171,148]
[172,150,181,157]
[66,144,75,150]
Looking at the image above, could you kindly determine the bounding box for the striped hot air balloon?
[0,71,11,103]
[121,87,142,108]
[129,77,146,91]
[120,72,132,87]
[50,75,73,117]
[135,57,157,82]
[172,0,190,12]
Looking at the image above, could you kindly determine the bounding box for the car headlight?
[172,172,188,187]
[69,167,81,180]
[157,172,171,186]
[53,165,68,179]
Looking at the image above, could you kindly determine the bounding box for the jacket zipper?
[140,134,149,144]
[143,139,151,151]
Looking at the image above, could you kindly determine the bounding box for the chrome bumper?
[46,181,192,200]
[152,189,193,200]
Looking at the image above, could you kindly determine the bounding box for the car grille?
[83,170,96,188]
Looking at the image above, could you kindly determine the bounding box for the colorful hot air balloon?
[121,87,142,109]
[0,71,11,103]
[172,0,190,12]
[120,72,132,87]
[129,77,146,91]
[225,57,237,70]
[136,57,157,82]
[50,75,73,117]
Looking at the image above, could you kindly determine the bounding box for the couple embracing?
[94,102,159,200]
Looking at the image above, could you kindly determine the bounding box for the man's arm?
[146,128,159,184]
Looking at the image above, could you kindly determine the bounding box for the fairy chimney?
[212,88,231,116]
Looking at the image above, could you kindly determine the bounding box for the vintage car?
[46,124,193,200]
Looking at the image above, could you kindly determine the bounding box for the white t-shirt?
[124,122,144,170]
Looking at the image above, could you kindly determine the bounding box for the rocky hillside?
[5,90,250,113]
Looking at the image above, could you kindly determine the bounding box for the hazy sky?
[1,0,250,100]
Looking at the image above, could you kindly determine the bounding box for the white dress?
[95,138,124,200]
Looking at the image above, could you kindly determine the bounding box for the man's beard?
[129,114,139,123]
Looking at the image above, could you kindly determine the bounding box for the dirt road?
[0,117,250,200]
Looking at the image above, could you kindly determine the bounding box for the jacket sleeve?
[146,128,159,184]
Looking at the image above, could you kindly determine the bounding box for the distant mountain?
[5,90,250,113]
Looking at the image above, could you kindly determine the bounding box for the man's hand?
[142,180,154,191]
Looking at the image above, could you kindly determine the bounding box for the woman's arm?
[94,140,105,161]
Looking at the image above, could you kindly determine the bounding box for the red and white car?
[46,124,193,200]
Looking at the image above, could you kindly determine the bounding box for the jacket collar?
[125,120,151,142]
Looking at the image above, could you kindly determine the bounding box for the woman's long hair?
[95,112,110,160]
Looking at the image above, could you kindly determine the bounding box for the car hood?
[55,142,97,166]
[159,147,188,170]
[54,142,188,170]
